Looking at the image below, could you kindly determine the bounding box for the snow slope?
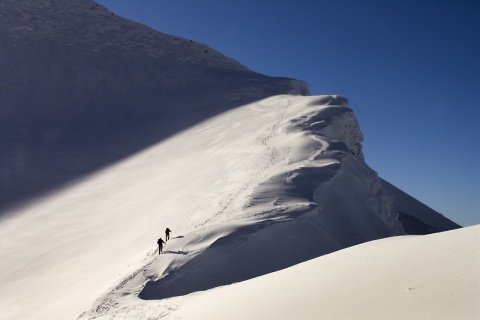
[0,0,308,213]
[76,225,479,320]
[0,1,464,320]
[167,225,480,320]
[0,95,460,320]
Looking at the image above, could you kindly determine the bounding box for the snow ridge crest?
[246,95,402,239]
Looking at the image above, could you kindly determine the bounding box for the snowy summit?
[0,1,476,320]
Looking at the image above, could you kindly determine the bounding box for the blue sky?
[96,0,479,227]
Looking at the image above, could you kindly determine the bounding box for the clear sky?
[96,0,479,227]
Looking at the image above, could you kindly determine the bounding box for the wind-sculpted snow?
[0,2,462,319]
[1,90,460,320]
[72,95,447,319]
[135,97,404,300]
[70,95,461,320]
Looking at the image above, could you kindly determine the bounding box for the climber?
[157,237,166,254]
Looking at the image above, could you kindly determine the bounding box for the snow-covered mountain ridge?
[74,94,460,318]
[1,93,459,319]
[0,0,308,214]
[0,1,464,319]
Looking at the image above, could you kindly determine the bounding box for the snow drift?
[166,225,480,320]
[0,1,464,320]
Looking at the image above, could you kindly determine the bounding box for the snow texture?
[0,0,309,214]
[0,1,465,320]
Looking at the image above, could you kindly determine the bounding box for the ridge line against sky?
[95,0,479,227]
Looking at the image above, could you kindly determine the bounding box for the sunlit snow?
[0,1,473,319]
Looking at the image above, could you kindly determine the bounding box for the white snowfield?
[0,95,472,320]
[0,1,470,319]
[172,225,480,320]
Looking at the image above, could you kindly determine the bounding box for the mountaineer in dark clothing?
[165,228,172,241]
[157,237,166,254]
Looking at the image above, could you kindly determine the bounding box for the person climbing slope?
[157,237,166,254]
[165,227,172,241]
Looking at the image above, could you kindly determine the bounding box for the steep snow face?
[0,2,461,319]
[241,95,404,241]
[133,95,409,303]
[75,95,457,319]
[1,94,459,320]
[0,0,309,213]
